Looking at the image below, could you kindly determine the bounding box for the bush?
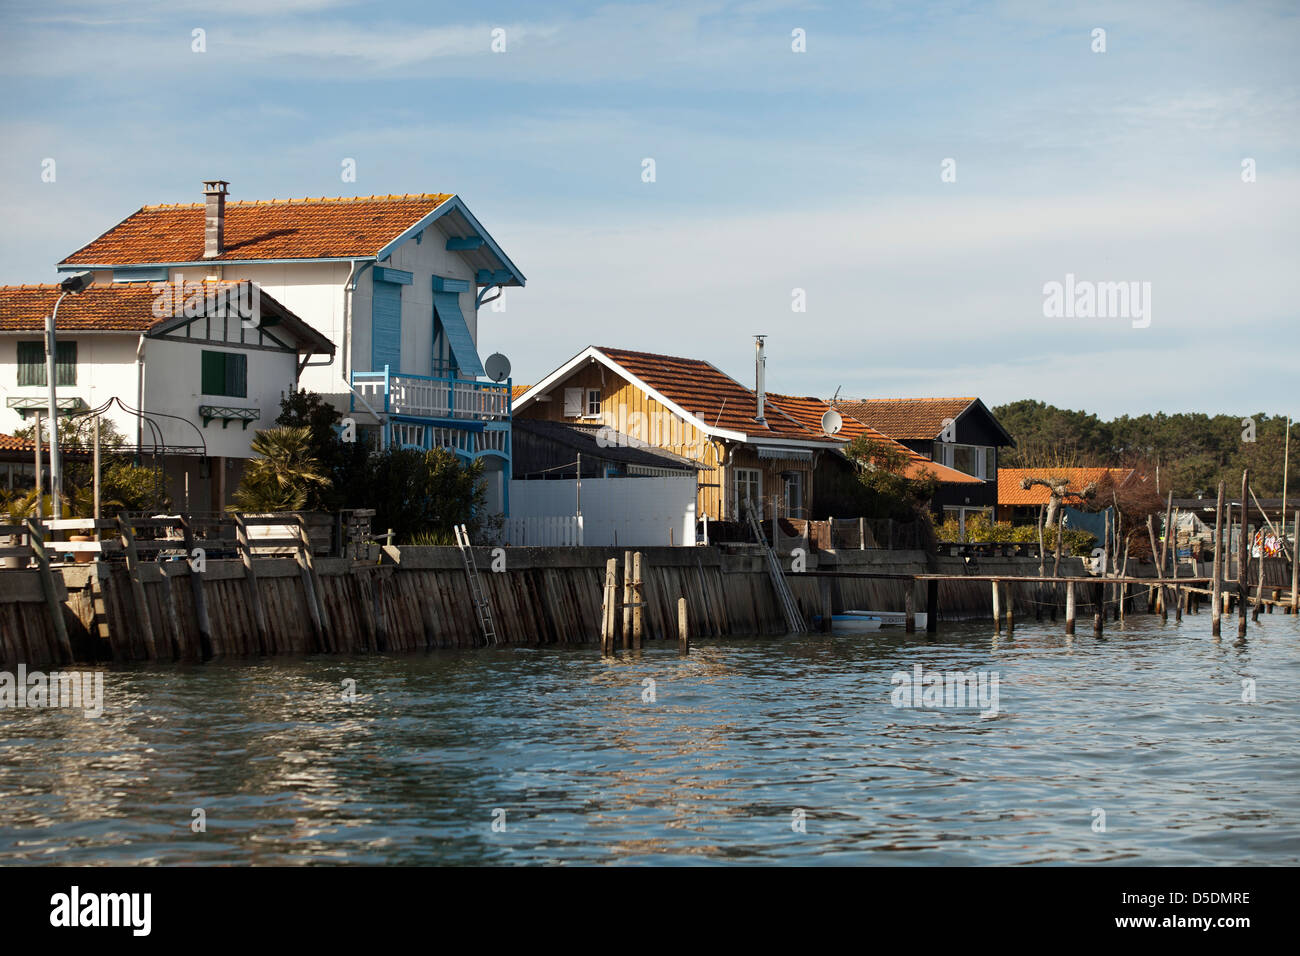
[937,514,1096,555]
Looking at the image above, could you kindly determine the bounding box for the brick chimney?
[202,180,229,258]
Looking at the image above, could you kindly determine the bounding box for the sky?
[1,0,1297,420]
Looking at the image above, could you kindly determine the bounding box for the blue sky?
[1,0,1297,419]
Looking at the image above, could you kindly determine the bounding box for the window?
[933,441,995,480]
[585,388,601,417]
[201,350,247,398]
[735,467,762,519]
[17,341,76,387]
[784,471,804,518]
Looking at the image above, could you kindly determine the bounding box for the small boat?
[813,614,883,633]
[840,610,927,629]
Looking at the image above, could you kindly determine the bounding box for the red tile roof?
[998,467,1136,506]
[596,346,826,442]
[0,433,35,453]
[836,397,979,440]
[0,282,333,354]
[766,394,981,485]
[60,193,454,265]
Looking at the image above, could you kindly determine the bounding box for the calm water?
[2,613,1299,865]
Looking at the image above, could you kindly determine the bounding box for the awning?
[433,291,485,378]
[756,446,813,461]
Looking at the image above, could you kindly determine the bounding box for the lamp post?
[45,271,94,519]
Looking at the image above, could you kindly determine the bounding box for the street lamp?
[46,271,94,519]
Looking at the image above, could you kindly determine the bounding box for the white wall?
[509,476,698,547]
[142,336,300,459]
[0,333,141,441]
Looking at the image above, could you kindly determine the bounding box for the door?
[372,279,402,373]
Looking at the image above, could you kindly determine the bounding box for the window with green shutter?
[16,340,76,387]
[200,350,247,398]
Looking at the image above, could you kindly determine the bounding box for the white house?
[0,281,333,511]
[57,181,525,515]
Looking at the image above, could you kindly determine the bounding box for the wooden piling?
[1065,580,1076,635]
[632,552,644,649]
[991,580,1001,633]
[116,515,157,659]
[925,579,938,634]
[1211,481,1223,636]
[622,549,632,649]
[678,596,690,651]
[180,516,212,658]
[232,514,271,653]
[1005,583,1014,634]
[600,557,617,653]
[25,519,72,662]
[1093,582,1104,636]
[1238,470,1249,639]
[1291,510,1299,614]
[904,581,915,633]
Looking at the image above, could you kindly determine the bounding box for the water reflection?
[1,614,1298,864]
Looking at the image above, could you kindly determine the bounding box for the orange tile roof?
[511,384,531,400]
[998,467,1136,506]
[596,346,824,442]
[60,193,454,265]
[754,392,982,485]
[836,397,979,440]
[0,282,333,354]
[0,432,35,453]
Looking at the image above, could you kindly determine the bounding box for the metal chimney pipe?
[754,334,767,423]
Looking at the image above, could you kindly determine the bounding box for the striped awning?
[755,446,813,461]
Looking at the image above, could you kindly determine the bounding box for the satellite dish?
[821,408,843,437]
[485,353,511,383]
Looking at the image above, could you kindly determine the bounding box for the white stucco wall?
[0,333,142,442]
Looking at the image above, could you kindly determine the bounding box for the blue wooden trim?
[476,269,514,285]
[112,265,169,283]
[431,275,470,294]
[445,236,484,251]
[390,415,486,433]
[373,266,413,285]
[374,195,526,286]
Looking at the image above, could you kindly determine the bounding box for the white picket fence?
[503,515,585,547]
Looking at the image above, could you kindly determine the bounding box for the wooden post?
[1212,481,1223,636]
[632,552,643,648]
[232,513,271,653]
[1170,508,1182,622]
[678,596,690,651]
[622,550,632,648]
[1092,582,1104,636]
[180,516,212,659]
[116,515,158,659]
[1065,580,1076,635]
[991,580,1001,633]
[904,581,915,633]
[1238,470,1249,639]
[1005,582,1014,633]
[859,516,865,550]
[821,576,834,633]
[1146,515,1166,618]
[925,578,938,634]
[1291,510,1299,614]
[295,515,326,651]
[1253,544,1265,623]
[600,557,617,653]
[25,518,72,661]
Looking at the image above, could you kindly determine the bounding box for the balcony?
[351,368,510,423]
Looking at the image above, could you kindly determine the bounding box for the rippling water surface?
[2,613,1298,865]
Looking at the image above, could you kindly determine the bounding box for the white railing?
[504,515,585,547]
[352,369,510,423]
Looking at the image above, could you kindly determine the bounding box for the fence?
[509,476,697,547]
[503,515,585,547]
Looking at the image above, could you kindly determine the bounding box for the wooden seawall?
[1,545,1124,669]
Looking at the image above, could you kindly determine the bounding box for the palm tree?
[232,426,329,512]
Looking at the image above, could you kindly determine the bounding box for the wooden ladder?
[745,503,807,634]
[454,524,497,645]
